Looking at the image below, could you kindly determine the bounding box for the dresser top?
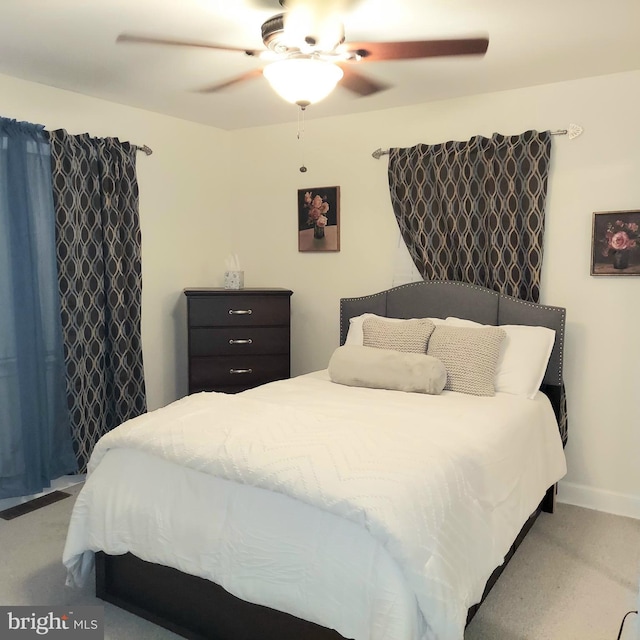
[184,288,293,297]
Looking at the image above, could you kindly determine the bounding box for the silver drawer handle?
[229,309,252,315]
[229,339,253,345]
[230,368,253,375]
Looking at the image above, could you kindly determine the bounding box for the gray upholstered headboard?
[339,280,566,388]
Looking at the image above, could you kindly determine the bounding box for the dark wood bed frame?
[95,486,555,640]
[95,281,567,640]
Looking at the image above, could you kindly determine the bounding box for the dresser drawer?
[189,296,290,327]
[185,288,292,394]
[190,327,289,356]
[189,355,290,391]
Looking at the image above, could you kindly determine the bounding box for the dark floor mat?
[0,490,71,521]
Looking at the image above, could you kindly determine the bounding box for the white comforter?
[63,371,566,640]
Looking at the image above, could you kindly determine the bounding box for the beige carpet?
[465,504,639,640]
[1,483,638,640]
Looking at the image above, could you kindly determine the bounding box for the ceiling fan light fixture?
[263,58,344,106]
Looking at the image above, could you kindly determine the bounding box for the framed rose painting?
[298,186,340,252]
[591,210,640,276]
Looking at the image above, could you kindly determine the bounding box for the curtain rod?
[43,130,153,156]
[371,124,584,159]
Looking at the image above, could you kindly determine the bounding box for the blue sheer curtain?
[0,118,77,499]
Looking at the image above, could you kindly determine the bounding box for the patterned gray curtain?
[388,130,551,302]
[48,131,146,471]
[388,130,567,444]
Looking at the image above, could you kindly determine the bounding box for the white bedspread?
[63,371,566,640]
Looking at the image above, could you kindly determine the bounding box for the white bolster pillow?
[328,345,447,395]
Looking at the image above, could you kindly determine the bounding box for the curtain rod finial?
[567,124,583,140]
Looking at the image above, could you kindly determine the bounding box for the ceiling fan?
[116,0,489,108]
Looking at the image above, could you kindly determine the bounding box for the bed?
[63,280,567,640]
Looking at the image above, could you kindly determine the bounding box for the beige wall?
[228,70,640,519]
[1,69,638,518]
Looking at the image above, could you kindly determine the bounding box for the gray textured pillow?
[427,325,506,396]
[362,317,435,353]
[328,345,447,395]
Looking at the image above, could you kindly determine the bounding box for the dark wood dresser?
[184,288,293,394]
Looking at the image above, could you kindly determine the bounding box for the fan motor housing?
[261,13,345,53]
[261,14,288,52]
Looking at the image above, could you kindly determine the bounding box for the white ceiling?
[1,0,639,130]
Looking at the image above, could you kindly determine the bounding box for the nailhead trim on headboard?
[340,280,565,386]
[339,290,387,344]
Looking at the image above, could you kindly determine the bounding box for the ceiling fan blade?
[345,37,489,62]
[339,66,390,96]
[195,68,264,94]
[117,33,261,57]
[283,0,366,12]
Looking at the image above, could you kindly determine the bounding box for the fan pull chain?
[298,106,307,173]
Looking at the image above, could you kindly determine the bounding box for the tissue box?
[224,270,244,290]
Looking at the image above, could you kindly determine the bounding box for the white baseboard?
[558,480,640,520]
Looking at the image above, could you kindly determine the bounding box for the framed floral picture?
[298,186,340,252]
[591,210,640,276]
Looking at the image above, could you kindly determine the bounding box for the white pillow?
[345,313,445,346]
[445,317,555,399]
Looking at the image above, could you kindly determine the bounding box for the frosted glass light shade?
[263,58,344,107]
